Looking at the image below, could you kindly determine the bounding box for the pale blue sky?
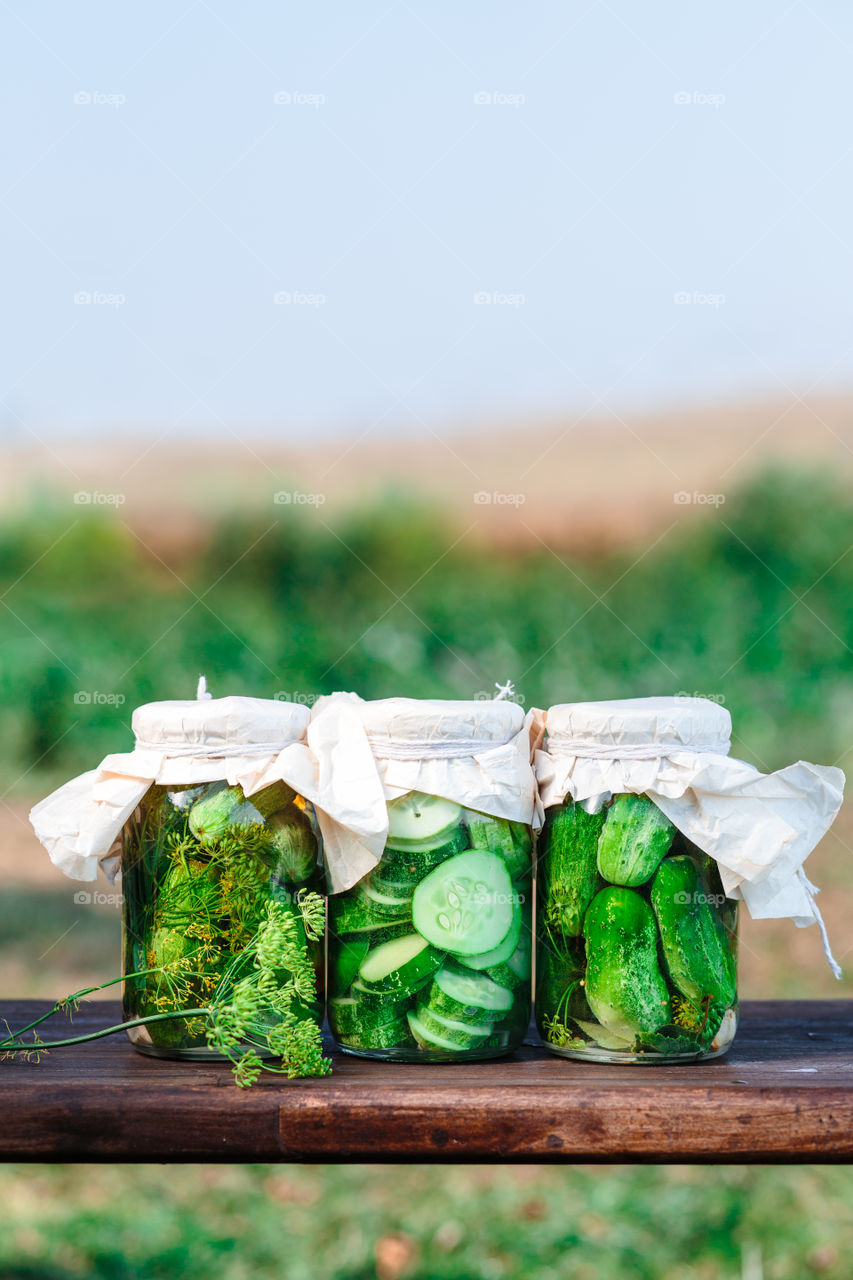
[2,0,852,440]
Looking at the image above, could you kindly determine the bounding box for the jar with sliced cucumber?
[328,791,533,1060]
[535,792,738,1063]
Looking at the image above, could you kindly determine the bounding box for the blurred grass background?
[2,467,853,1280]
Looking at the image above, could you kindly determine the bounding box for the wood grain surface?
[1,1000,851,1163]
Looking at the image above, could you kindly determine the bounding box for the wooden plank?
[1,1000,851,1163]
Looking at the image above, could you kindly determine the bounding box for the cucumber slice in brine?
[357,932,443,998]
[455,894,523,970]
[412,848,514,955]
[386,792,462,850]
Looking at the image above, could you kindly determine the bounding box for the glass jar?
[328,793,533,1061]
[536,793,738,1063]
[122,778,324,1059]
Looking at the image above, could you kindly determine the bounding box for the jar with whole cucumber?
[122,777,325,1059]
[536,792,738,1062]
[327,791,533,1060]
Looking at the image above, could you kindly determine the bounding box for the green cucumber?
[465,812,531,881]
[328,991,407,1035]
[411,848,514,955]
[485,891,532,990]
[357,932,443,998]
[407,1008,485,1052]
[412,1003,492,1047]
[267,807,318,883]
[349,978,410,1011]
[596,793,675,887]
[187,783,259,842]
[328,891,408,936]
[539,801,606,936]
[651,855,736,1008]
[382,826,469,875]
[330,935,370,994]
[456,892,523,970]
[248,780,298,818]
[360,880,414,921]
[386,792,462,849]
[426,963,514,1022]
[338,1015,413,1051]
[584,886,671,1040]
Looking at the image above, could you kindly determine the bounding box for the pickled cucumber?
[651,855,736,1008]
[584,886,671,1039]
[539,801,605,936]
[596,793,675,887]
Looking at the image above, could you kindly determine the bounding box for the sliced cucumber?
[486,893,533,988]
[412,848,514,955]
[330,935,370,993]
[413,1003,492,1045]
[329,892,408,936]
[407,1009,481,1053]
[349,978,409,1013]
[456,894,523,970]
[383,826,469,875]
[369,863,420,895]
[327,996,396,1037]
[408,1006,490,1051]
[480,1028,512,1051]
[357,932,443,998]
[338,1015,413,1051]
[387,792,462,849]
[427,963,514,1022]
[484,960,527,992]
[360,880,414,920]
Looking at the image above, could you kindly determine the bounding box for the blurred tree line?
[2,467,851,790]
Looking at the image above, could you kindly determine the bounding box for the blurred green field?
[3,465,853,1280]
[0,1163,851,1280]
[2,466,853,791]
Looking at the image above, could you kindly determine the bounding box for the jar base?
[129,1038,281,1063]
[541,1042,732,1065]
[337,1043,519,1065]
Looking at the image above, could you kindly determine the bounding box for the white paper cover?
[30,696,316,882]
[537,697,845,931]
[306,693,541,892]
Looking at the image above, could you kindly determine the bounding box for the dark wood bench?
[2,999,851,1162]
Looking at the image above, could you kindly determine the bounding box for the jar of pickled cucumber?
[535,698,743,1063]
[30,692,327,1062]
[323,697,537,1061]
[534,696,846,1063]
